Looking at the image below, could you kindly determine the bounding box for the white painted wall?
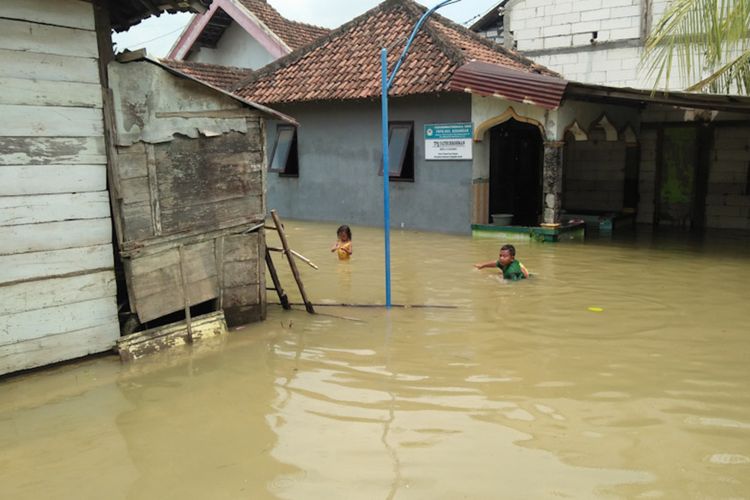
[188,20,276,69]
[0,0,119,375]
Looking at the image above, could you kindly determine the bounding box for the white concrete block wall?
[508,0,642,52]
[505,0,700,89]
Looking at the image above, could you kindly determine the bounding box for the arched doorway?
[489,119,543,226]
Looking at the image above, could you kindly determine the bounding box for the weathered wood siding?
[0,0,119,375]
[109,60,267,325]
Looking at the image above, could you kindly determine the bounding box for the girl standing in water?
[331,225,353,260]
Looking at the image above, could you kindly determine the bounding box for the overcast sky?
[112,0,498,57]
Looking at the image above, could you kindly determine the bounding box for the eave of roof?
[450,59,750,113]
[110,0,212,33]
[564,81,750,113]
[469,0,508,32]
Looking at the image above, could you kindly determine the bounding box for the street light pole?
[380,0,460,308]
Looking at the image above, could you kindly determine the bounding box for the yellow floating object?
[588,307,604,312]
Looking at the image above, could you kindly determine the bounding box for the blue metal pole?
[381,48,392,308]
[380,0,459,309]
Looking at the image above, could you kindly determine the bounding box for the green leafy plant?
[643,0,750,94]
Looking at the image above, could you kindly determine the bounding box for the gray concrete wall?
[264,94,473,234]
[563,128,627,211]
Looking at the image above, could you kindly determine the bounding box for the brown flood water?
[1,221,749,499]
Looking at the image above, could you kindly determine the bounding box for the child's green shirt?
[496,260,526,281]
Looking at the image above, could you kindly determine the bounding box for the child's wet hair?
[500,244,516,256]
[337,225,352,240]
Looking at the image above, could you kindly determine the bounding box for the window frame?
[379,121,415,182]
[269,124,299,177]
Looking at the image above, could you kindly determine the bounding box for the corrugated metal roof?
[449,60,568,110]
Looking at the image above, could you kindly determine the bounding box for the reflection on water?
[1,222,749,499]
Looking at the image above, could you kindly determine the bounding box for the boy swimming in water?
[474,244,529,281]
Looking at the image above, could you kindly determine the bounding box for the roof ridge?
[232,0,397,92]
[399,0,467,67]
[161,58,253,72]
[427,6,557,76]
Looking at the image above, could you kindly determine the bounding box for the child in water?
[331,225,353,260]
[474,244,529,281]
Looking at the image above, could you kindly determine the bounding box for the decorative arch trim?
[474,106,545,141]
[563,120,588,141]
[589,113,618,141]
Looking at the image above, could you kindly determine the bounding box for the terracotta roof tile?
[237,0,329,51]
[160,59,254,90]
[235,0,556,105]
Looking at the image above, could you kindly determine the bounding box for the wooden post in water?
[270,210,315,314]
[178,245,194,340]
[265,248,290,310]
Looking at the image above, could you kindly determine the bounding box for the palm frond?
[642,0,750,94]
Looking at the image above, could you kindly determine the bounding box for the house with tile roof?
[233,0,750,235]
[168,0,329,70]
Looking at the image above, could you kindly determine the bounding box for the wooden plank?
[0,105,103,137]
[130,242,217,298]
[160,196,263,235]
[115,145,148,179]
[158,161,263,207]
[0,49,99,84]
[223,233,259,262]
[0,0,96,31]
[0,270,116,316]
[136,276,219,323]
[0,19,98,58]
[0,244,113,285]
[0,77,102,108]
[0,322,118,376]
[0,218,111,255]
[119,177,151,204]
[120,201,154,241]
[129,248,179,277]
[0,296,117,347]
[0,164,106,195]
[146,144,162,235]
[0,137,105,166]
[0,192,110,226]
[223,261,259,288]
[117,311,226,362]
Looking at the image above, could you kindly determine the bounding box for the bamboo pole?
[271,210,315,314]
[267,247,319,270]
[265,248,290,310]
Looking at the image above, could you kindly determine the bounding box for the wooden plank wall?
[114,112,267,324]
[123,232,264,324]
[0,0,119,375]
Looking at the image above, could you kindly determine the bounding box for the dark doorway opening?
[489,119,543,226]
[654,125,711,230]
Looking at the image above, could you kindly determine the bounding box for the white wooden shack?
[0,0,287,376]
